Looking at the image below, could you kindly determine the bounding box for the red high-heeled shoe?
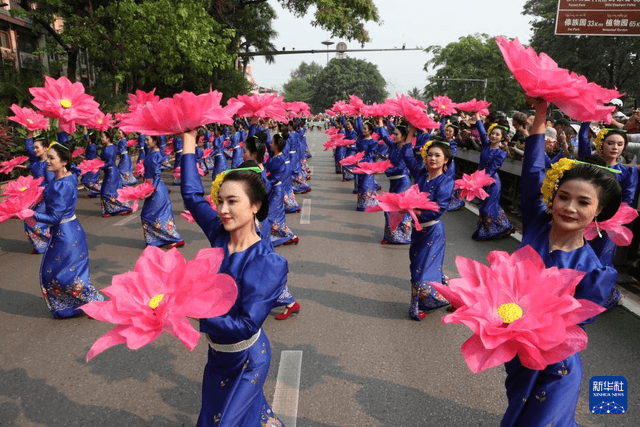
[165,240,185,249]
[276,301,300,320]
[283,236,300,246]
[418,311,426,320]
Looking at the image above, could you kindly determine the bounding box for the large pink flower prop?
[8,105,49,131]
[325,127,339,136]
[81,246,238,361]
[29,76,101,134]
[202,148,214,158]
[116,181,155,213]
[431,245,606,373]
[331,100,354,116]
[0,156,29,175]
[127,139,138,148]
[173,165,205,179]
[0,177,44,223]
[348,95,367,115]
[584,203,638,246]
[323,134,348,151]
[455,98,492,116]
[385,94,439,130]
[284,101,311,118]
[78,159,105,175]
[3,175,44,197]
[339,152,364,166]
[365,184,439,231]
[429,96,457,116]
[362,103,392,118]
[72,147,86,158]
[126,89,160,112]
[86,112,114,132]
[119,90,237,136]
[134,162,145,177]
[229,93,288,122]
[353,160,393,175]
[496,37,621,123]
[454,170,496,201]
[325,108,336,116]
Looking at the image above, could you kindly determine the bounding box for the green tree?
[282,61,324,103]
[523,0,640,102]
[423,34,526,113]
[311,57,386,112]
[407,87,424,101]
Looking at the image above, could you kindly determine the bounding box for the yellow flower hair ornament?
[421,140,450,163]
[594,128,609,152]
[540,158,577,210]
[210,171,228,205]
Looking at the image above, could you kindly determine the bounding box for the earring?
[595,218,602,238]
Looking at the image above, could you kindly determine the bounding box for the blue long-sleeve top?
[173,137,183,154]
[213,135,225,154]
[578,122,592,159]
[143,150,164,187]
[33,175,77,226]
[180,152,287,343]
[265,155,287,186]
[159,136,166,152]
[85,143,98,161]
[476,120,507,177]
[203,131,211,149]
[400,143,454,223]
[248,124,258,139]
[354,116,363,138]
[229,131,242,149]
[520,133,617,317]
[377,127,409,177]
[356,137,379,163]
[117,138,128,156]
[100,144,118,169]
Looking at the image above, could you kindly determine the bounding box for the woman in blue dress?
[180,131,287,426]
[278,128,301,214]
[211,125,229,178]
[501,98,621,427]
[401,136,453,321]
[471,114,514,240]
[80,131,101,198]
[28,142,105,318]
[288,121,311,194]
[140,135,184,249]
[23,131,52,254]
[376,119,412,244]
[333,122,346,174]
[441,121,466,212]
[99,131,133,217]
[229,124,244,169]
[342,118,357,182]
[355,120,380,211]
[172,136,184,185]
[116,129,138,186]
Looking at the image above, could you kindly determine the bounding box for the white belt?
[284,161,290,164]
[388,175,406,180]
[214,152,224,156]
[273,181,282,186]
[207,329,261,353]
[60,215,76,224]
[175,150,183,153]
[289,151,297,153]
[418,220,439,228]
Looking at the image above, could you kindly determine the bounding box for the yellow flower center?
[148,294,164,309]
[441,105,446,109]
[469,180,475,184]
[20,187,28,191]
[498,302,523,324]
[60,99,72,109]
[27,118,34,124]
[98,119,103,124]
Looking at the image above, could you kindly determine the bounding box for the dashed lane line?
[271,350,303,427]
[300,199,311,225]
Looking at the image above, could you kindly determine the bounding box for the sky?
[249,0,537,96]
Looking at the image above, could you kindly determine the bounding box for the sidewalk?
[465,201,640,317]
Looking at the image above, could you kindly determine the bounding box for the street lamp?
[321,40,334,65]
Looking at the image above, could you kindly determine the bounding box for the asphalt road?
[0,131,638,426]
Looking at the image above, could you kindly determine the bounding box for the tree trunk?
[67,49,78,82]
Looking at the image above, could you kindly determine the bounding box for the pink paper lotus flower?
[339,152,365,166]
[202,148,213,158]
[385,94,439,130]
[365,184,440,231]
[0,156,29,175]
[228,93,288,122]
[29,76,101,134]
[134,162,145,177]
[127,89,160,112]
[348,95,367,115]
[116,181,155,213]
[80,246,238,361]
[284,101,311,118]
[584,203,639,246]
[335,137,356,147]
[181,210,196,223]
[325,108,336,116]
[353,160,393,175]
[71,147,85,158]
[431,245,606,373]
[325,127,339,136]
[362,103,392,118]
[3,175,44,197]
[127,139,138,148]
[454,170,496,201]
[455,98,492,116]
[86,112,114,132]
[78,159,105,175]
[496,37,621,123]
[173,165,205,179]
[0,178,44,223]
[429,96,458,116]
[164,146,173,155]
[7,105,49,131]
[332,100,356,116]
[323,134,346,151]
[119,90,238,136]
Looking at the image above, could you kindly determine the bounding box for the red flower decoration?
[78,159,105,175]
[431,245,606,373]
[72,147,85,158]
[429,96,457,116]
[385,94,439,130]
[0,156,29,175]
[496,37,621,123]
[353,160,393,174]
[584,203,639,246]
[365,184,440,231]
[29,76,101,134]
[116,181,155,213]
[119,90,238,136]
[454,170,496,201]
[7,105,49,131]
[80,246,238,361]
[455,98,492,116]
[228,93,288,122]
[126,89,160,112]
[339,152,365,166]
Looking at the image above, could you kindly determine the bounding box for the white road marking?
[300,199,311,224]
[272,350,303,427]
[113,211,140,226]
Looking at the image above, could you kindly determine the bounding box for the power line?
[237,47,424,57]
